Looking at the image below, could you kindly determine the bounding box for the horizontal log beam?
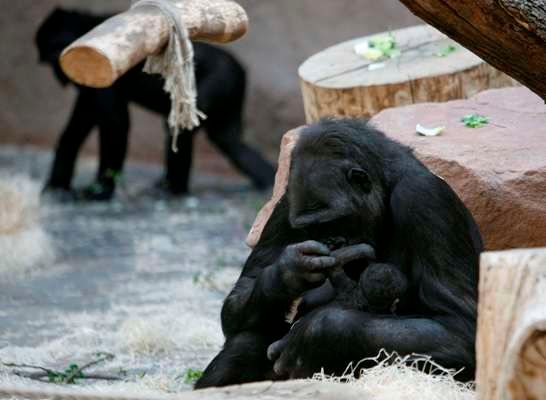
[60,0,248,88]
[398,0,546,101]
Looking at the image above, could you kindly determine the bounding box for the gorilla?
[35,8,275,200]
[195,118,482,388]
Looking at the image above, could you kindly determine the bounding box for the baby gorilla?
[286,244,408,325]
[360,263,408,313]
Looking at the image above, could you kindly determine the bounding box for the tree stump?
[299,24,518,122]
[477,247,546,400]
[398,0,546,101]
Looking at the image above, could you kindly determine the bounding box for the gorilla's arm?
[268,307,474,379]
[221,198,338,338]
[269,173,481,379]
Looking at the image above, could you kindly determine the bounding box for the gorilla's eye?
[347,168,372,193]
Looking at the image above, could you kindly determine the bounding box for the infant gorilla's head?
[360,263,408,313]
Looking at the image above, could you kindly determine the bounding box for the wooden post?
[477,248,546,400]
[246,128,302,248]
[299,24,517,123]
[398,0,546,101]
[60,0,248,88]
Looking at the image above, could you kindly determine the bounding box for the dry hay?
[313,350,475,400]
[0,175,54,276]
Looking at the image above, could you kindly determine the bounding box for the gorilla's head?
[35,8,107,86]
[287,118,387,249]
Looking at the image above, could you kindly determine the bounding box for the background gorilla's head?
[35,8,107,86]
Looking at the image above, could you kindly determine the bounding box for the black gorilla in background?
[196,118,482,388]
[36,8,275,200]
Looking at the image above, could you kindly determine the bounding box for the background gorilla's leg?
[204,115,275,190]
[79,88,129,200]
[194,331,277,389]
[163,124,196,195]
[196,64,275,191]
[46,91,96,191]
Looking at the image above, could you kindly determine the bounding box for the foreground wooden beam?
[60,0,248,88]
[477,247,546,400]
[0,380,369,400]
[397,0,546,101]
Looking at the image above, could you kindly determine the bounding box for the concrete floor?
[0,146,268,393]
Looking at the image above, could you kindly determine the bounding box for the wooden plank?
[60,0,248,88]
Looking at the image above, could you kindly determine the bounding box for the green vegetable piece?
[435,44,457,57]
[182,368,204,384]
[461,114,489,128]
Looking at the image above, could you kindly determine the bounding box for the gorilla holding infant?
[196,118,482,388]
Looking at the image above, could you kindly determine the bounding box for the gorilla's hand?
[267,314,313,379]
[267,307,352,379]
[276,240,337,296]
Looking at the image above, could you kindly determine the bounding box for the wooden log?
[60,0,248,88]
[246,127,302,248]
[398,0,546,101]
[299,24,518,122]
[477,247,546,400]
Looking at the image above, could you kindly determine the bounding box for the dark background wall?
[0,0,419,175]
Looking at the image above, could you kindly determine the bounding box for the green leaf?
[181,368,203,384]
[461,114,489,128]
[354,33,401,61]
[435,44,457,57]
[105,169,123,183]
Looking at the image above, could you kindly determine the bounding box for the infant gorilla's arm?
[293,246,407,318]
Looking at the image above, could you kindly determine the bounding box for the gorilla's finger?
[332,243,376,265]
[273,350,293,376]
[300,281,335,308]
[301,255,337,270]
[328,266,354,290]
[267,335,290,362]
[304,271,327,284]
[297,240,331,256]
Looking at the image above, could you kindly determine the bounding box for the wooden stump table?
[478,247,546,400]
[299,24,518,122]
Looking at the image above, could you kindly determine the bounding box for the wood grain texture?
[398,0,546,101]
[299,25,517,122]
[477,248,546,400]
[60,0,248,88]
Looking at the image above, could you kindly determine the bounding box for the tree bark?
[477,248,546,400]
[60,0,248,88]
[398,0,546,101]
[298,25,517,123]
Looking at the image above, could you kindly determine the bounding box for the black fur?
[196,118,482,388]
[36,8,275,200]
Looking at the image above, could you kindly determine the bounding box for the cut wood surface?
[477,247,546,400]
[398,0,546,101]
[60,0,248,88]
[299,24,518,122]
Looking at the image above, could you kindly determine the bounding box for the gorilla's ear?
[347,168,372,193]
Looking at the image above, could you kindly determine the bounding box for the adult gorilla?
[36,8,275,200]
[196,118,482,388]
